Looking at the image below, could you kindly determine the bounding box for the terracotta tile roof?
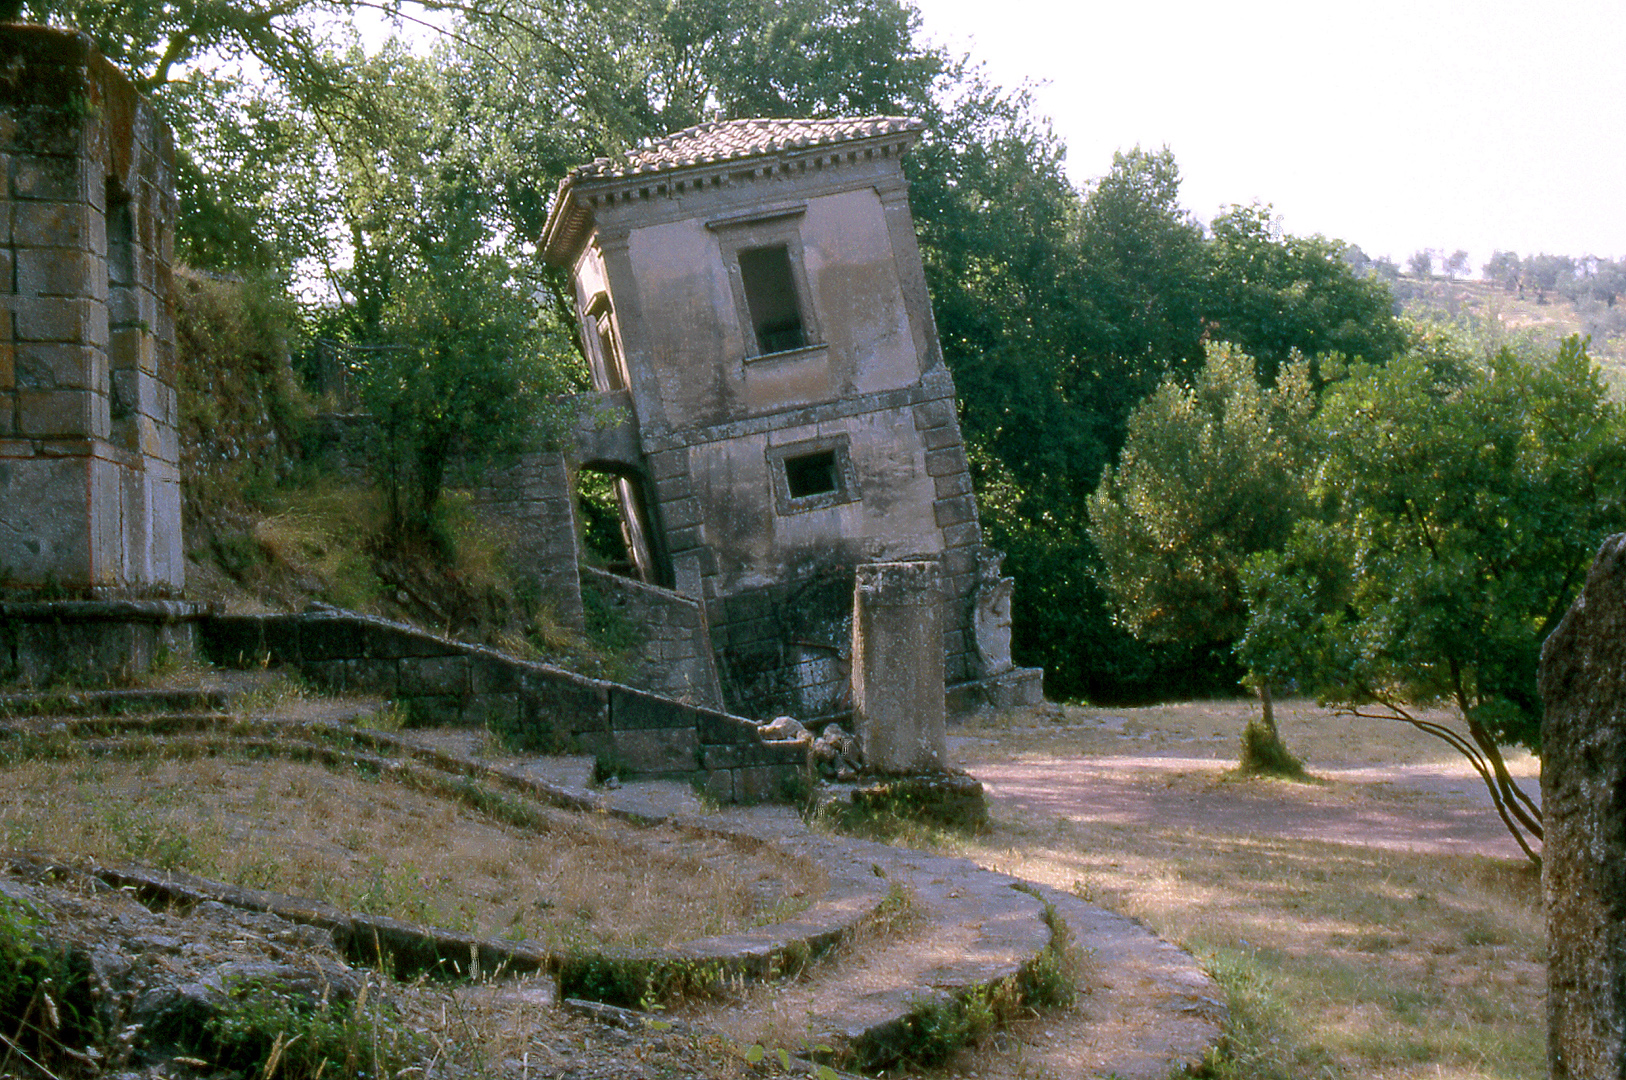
[568,115,924,180]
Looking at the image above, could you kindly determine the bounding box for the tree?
[1482,250,1522,293]
[1239,333,1626,862]
[1207,203,1406,379]
[1089,343,1313,768]
[306,47,575,543]
[1407,248,1434,278]
[1583,257,1624,308]
[1524,253,1576,304]
[1442,249,1470,280]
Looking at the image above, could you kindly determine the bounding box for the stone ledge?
[0,598,210,622]
[198,609,798,802]
[947,667,1044,716]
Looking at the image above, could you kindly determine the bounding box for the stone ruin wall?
[0,26,183,596]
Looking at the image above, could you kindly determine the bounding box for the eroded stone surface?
[0,27,183,597]
[1540,532,1626,1080]
[851,560,946,772]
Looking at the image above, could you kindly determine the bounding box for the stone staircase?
[0,678,1223,1077]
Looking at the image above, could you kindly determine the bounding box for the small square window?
[784,450,839,499]
[739,244,807,354]
[768,436,858,514]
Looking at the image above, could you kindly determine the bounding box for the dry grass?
[0,754,824,952]
[947,699,1544,1080]
[1398,274,1626,390]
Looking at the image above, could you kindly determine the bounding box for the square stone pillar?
[0,26,182,596]
[851,560,945,773]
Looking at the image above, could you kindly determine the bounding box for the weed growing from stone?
[0,892,98,1074]
[200,974,422,1080]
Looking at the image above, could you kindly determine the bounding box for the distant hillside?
[1395,275,1626,392]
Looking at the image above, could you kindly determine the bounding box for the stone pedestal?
[1539,533,1626,1080]
[851,560,945,772]
[0,27,183,596]
[1,599,207,685]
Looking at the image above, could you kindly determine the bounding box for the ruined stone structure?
[542,117,1042,719]
[0,27,183,596]
[0,28,206,683]
[851,560,945,772]
[1539,533,1626,1080]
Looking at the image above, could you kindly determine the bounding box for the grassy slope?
[1396,273,1626,389]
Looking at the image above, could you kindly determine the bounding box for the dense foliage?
[25,0,1409,699]
[1234,333,1626,859]
[1088,344,1313,649]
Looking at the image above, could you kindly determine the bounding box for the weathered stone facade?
[1539,533,1626,1080]
[580,565,723,709]
[0,26,182,596]
[542,117,1040,719]
[1,597,201,684]
[471,450,585,633]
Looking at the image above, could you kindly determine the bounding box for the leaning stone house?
[542,117,1040,720]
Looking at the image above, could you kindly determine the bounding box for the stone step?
[0,687,231,716]
[576,779,1224,1074]
[690,850,1052,1069]
[0,698,1223,1075]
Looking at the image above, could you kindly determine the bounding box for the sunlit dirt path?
[968,754,1536,860]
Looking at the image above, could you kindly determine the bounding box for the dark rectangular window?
[739,244,806,354]
[784,450,839,499]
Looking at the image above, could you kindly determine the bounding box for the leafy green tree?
[1407,249,1434,278]
[307,48,574,543]
[1442,248,1470,280]
[1239,333,1626,861]
[1525,253,1577,304]
[1068,147,1210,392]
[1089,343,1313,765]
[1207,204,1407,378]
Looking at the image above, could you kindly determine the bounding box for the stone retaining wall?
[581,565,722,709]
[200,610,805,803]
[1,599,207,685]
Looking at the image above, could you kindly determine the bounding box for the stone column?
[1539,532,1626,1080]
[0,26,181,595]
[851,560,945,773]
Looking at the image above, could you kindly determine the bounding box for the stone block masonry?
[1,598,207,685]
[1539,533,1626,1080]
[202,610,806,803]
[0,26,182,596]
[580,565,723,709]
[471,449,584,633]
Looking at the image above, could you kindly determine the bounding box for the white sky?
[910,0,1626,272]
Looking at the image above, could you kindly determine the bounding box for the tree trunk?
[1260,682,1278,740]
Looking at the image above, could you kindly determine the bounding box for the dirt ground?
[943,697,1545,1080]
[952,697,1540,861]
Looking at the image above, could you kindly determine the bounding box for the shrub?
[0,892,98,1069]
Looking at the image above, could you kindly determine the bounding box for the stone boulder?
[1539,532,1626,1080]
